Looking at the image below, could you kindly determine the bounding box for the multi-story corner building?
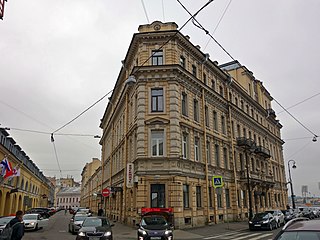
[99,21,287,229]
[0,128,54,216]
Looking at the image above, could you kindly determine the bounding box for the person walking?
[98,208,104,216]
[9,210,24,240]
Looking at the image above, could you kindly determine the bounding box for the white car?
[23,213,49,230]
[0,216,15,234]
[265,210,285,228]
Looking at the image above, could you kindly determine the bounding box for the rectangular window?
[215,144,220,167]
[193,99,199,122]
[196,186,202,207]
[205,106,209,127]
[183,184,190,208]
[225,189,230,208]
[151,88,164,112]
[203,73,207,84]
[209,187,213,207]
[211,80,215,90]
[206,141,211,165]
[192,64,197,77]
[182,92,188,116]
[213,111,218,131]
[182,133,188,159]
[217,188,223,208]
[151,184,165,208]
[194,137,200,162]
[152,50,163,65]
[180,55,185,68]
[151,130,164,156]
[221,115,226,134]
[223,147,228,169]
[243,190,247,207]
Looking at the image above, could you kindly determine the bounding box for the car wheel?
[269,223,273,231]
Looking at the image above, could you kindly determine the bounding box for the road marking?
[203,231,273,240]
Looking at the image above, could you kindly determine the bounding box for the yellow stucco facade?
[82,21,287,229]
[0,128,54,216]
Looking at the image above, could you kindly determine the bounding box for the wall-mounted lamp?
[125,75,137,86]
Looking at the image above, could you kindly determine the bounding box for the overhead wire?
[203,0,233,50]
[133,0,214,76]
[176,0,319,142]
[52,89,113,134]
[176,0,236,62]
[273,97,318,140]
[277,92,320,114]
[141,0,150,23]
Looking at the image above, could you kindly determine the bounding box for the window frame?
[151,129,164,157]
[151,88,164,113]
[152,50,163,66]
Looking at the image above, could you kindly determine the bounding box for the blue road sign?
[212,176,223,188]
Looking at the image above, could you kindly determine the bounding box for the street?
[22,211,320,240]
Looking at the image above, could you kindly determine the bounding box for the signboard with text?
[126,163,134,188]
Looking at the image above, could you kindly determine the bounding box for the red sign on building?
[102,188,111,197]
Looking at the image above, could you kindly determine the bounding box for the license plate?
[89,238,100,240]
[254,224,261,227]
[150,237,162,240]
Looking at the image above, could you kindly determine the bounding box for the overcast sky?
[1,0,319,197]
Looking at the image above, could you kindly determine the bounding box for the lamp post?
[288,160,297,209]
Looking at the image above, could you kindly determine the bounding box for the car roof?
[286,220,320,231]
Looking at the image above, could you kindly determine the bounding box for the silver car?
[0,216,15,234]
[68,214,88,234]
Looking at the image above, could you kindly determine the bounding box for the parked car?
[69,214,88,234]
[281,209,295,223]
[137,215,174,240]
[298,207,316,219]
[23,213,49,231]
[25,208,50,218]
[0,216,15,234]
[75,208,92,217]
[249,212,277,231]
[273,217,320,239]
[265,209,285,228]
[76,216,114,240]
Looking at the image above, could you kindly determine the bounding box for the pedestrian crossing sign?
[212,175,223,188]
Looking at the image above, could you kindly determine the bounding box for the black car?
[273,217,320,239]
[281,210,295,223]
[249,212,277,231]
[137,215,173,240]
[25,208,50,219]
[76,217,114,240]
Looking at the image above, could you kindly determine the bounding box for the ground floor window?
[151,184,165,208]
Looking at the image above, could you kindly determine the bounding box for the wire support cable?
[176,0,236,62]
[51,141,63,179]
[273,97,318,140]
[52,89,113,134]
[141,0,150,23]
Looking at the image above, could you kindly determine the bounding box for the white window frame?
[151,130,164,157]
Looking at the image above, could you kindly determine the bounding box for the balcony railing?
[236,137,256,150]
[255,145,271,158]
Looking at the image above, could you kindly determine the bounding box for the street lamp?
[288,160,297,209]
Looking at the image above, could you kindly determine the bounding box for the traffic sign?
[212,175,224,188]
[102,187,111,197]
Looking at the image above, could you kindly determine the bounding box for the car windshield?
[0,217,14,225]
[141,216,168,226]
[252,213,269,220]
[23,215,37,220]
[74,215,87,221]
[277,231,320,240]
[83,218,109,227]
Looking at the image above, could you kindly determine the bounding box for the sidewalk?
[112,221,249,239]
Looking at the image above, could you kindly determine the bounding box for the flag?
[7,166,20,181]
[3,161,13,179]
[0,157,12,176]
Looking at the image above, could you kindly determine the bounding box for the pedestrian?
[65,208,67,215]
[98,208,104,216]
[9,210,24,240]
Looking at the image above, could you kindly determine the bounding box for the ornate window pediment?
[145,117,170,125]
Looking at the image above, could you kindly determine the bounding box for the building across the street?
[0,128,54,216]
[88,21,287,229]
[56,187,81,210]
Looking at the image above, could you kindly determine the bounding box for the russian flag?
[0,158,12,176]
